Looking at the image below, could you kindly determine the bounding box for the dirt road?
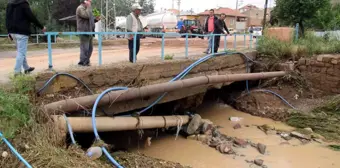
[0,37,256,83]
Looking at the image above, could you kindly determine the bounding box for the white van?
[252,27,263,38]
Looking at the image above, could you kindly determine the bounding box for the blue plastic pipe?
[91,87,128,168]
[0,132,32,168]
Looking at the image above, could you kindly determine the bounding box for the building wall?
[242,9,271,27]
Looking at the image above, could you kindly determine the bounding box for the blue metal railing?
[41,32,256,69]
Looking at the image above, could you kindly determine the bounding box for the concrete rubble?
[185,115,268,157]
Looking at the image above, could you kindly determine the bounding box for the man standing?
[204,9,218,54]
[126,3,144,63]
[212,13,230,53]
[6,0,46,75]
[76,0,100,66]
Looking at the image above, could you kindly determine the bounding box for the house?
[239,5,271,27]
[239,4,259,13]
[198,7,247,30]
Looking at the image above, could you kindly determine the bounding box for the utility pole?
[262,0,269,31]
[106,0,108,33]
[235,0,239,29]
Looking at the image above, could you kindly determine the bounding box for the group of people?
[6,0,230,76]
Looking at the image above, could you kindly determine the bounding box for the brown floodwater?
[133,104,340,168]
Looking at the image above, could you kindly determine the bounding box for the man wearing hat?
[126,3,144,63]
[76,0,100,66]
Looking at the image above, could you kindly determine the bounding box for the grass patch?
[286,95,340,141]
[0,75,113,167]
[0,75,35,138]
[257,31,340,60]
[329,145,340,151]
[164,54,174,60]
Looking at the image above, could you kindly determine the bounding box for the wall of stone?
[297,55,340,93]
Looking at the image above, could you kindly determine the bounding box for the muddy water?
[134,104,340,168]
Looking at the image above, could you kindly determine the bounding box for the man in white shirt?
[126,3,143,63]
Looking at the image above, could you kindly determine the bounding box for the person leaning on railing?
[126,3,144,63]
[212,13,230,53]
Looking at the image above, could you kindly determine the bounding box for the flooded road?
[134,104,340,168]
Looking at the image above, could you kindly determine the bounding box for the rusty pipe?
[44,71,286,114]
[52,115,190,133]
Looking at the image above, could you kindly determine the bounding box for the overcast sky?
[154,0,276,12]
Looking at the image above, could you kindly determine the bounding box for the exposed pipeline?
[53,115,190,133]
[44,71,287,115]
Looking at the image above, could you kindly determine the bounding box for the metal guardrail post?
[295,23,299,41]
[185,34,189,58]
[98,34,103,65]
[224,35,227,51]
[161,33,165,60]
[54,35,57,43]
[36,35,39,44]
[212,34,215,55]
[244,34,246,48]
[249,34,253,49]
[133,33,137,63]
[47,34,53,70]
[233,34,237,49]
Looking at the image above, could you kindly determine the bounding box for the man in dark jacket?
[76,0,100,66]
[212,13,230,53]
[203,9,218,54]
[6,0,46,75]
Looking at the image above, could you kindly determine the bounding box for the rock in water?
[291,131,310,140]
[233,123,242,129]
[234,138,248,148]
[2,151,8,158]
[257,143,266,154]
[254,159,264,166]
[281,133,292,141]
[186,114,202,135]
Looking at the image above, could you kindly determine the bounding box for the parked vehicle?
[146,12,178,37]
[251,27,263,38]
[178,19,204,38]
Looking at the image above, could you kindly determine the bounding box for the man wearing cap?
[126,3,144,63]
[76,0,100,66]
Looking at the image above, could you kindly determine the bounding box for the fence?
[314,30,340,40]
[4,32,258,69]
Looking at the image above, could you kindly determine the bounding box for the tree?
[274,0,329,36]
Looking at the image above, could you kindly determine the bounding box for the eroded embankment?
[36,52,256,115]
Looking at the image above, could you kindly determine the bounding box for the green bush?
[257,31,340,59]
[256,35,293,60]
[0,75,35,138]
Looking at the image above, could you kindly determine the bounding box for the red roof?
[199,7,247,17]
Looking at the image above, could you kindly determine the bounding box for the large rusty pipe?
[52,115,190,133]
[44,71,286,114]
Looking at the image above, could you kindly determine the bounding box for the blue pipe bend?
[0,132,32,168]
